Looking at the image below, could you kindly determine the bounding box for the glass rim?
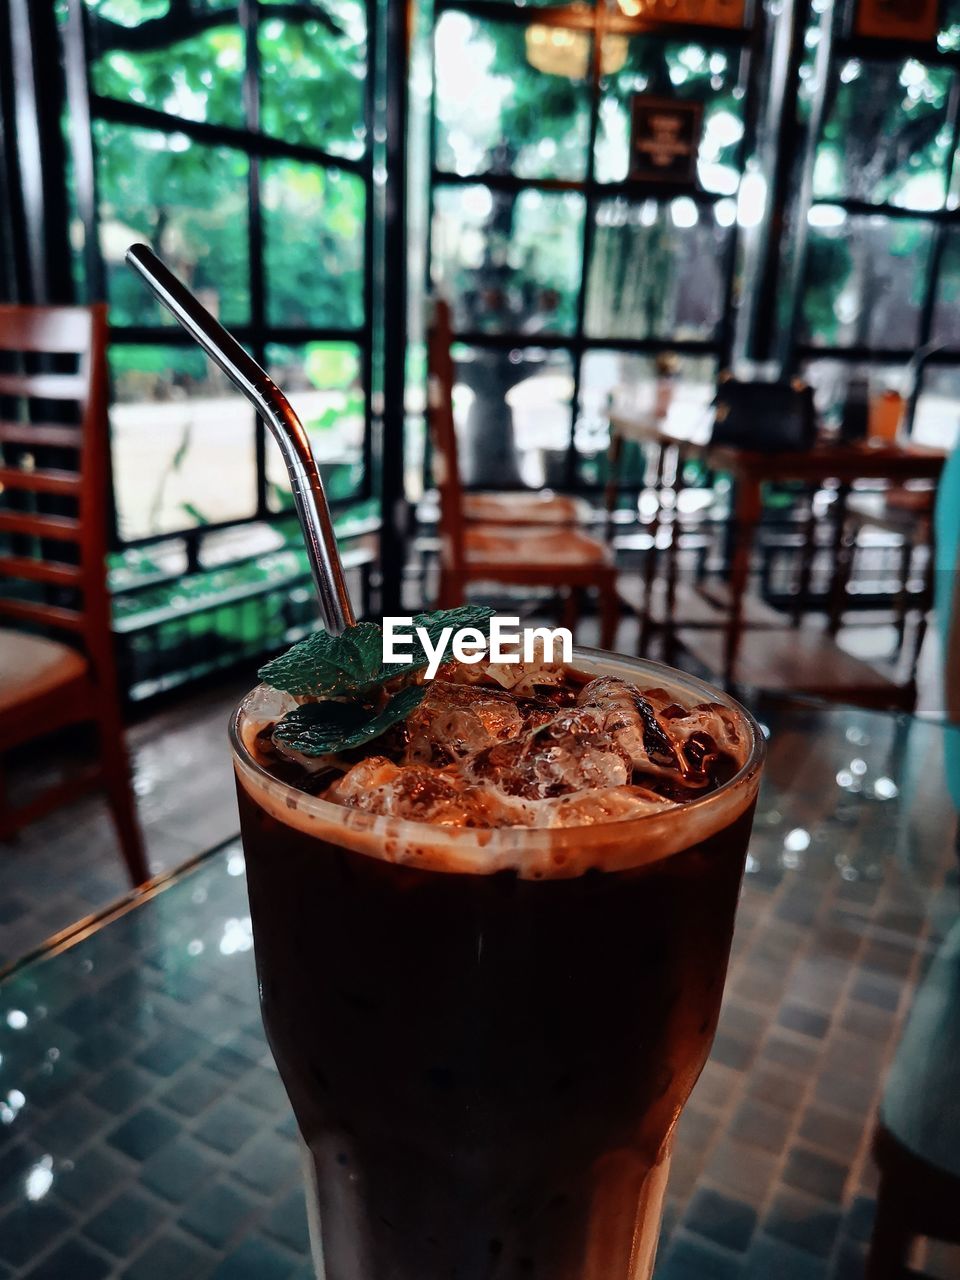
[229,647,766,861]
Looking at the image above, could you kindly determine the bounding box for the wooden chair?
[0,304,148,886]
[427,299,619,647]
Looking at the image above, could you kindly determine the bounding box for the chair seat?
[463,491,589,526]
[465,526,612,568]
[0,628,88,715]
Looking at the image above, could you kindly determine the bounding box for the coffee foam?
[232,651,764,880]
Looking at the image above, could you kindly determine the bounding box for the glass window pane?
[432,186,584,335]
[576,350,716,485]
[813,61,952,210]
[451,346,573,489]
[85,2,244,127]
[83,1,169,27]
[95,123,250,327]
[259,1,367,158]
[932,230,960,347]
[586,198,733,340]
[913,365,960,449]
[262,160,366,329]
[434,12,591,181]
[264,342,365,508]
[109,344,257,541]
[596,36,744,192]
[800,214,932,349]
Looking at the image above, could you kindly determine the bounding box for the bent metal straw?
[125,243,356,636]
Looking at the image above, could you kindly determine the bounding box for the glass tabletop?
[0,698,958,1280]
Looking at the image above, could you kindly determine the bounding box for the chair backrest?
[426,297,466,574]
[0,304,115,677]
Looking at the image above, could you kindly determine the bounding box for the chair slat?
[0,422,83,448]
[0,511,82,541]
[0,598,84,631]
[0,555,83,586]
[0,467,81,495]
[0,305,93,354]
[0,373,86,400]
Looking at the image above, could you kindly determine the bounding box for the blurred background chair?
[0,304,148,886]
[427,299,618,646]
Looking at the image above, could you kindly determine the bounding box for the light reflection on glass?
[24,1156,53,1202]
[227,852,245,877]
[784,828,811,853]
[6,1010,27,1030]
[1,1088,26,1124]
[187,940,205,957]
[219,918,253,956]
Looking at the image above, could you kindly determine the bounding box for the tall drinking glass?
[231,651,764,1280]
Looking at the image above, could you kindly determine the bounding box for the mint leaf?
[273,684,427,756]
[258,621,382,696]
[260,607,497,695]
[414,604,496,643]
[376,604,497,684]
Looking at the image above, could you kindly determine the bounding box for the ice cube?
[402,680,523,765]
[467,710,630,799]
[241,684,299,728]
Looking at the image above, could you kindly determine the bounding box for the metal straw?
[125,244,356,635]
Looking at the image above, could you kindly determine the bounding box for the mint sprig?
[258,605,495,696]
[273,684,427,756]
[259,606,495,757]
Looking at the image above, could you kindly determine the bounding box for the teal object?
[880,916,960,1178]
[934,441,960,809]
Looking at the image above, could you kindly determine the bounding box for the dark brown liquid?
[238,783,756,1280]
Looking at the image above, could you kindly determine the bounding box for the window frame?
[425,0,767,493]
[62,0,378,557]
[784,0,960,435]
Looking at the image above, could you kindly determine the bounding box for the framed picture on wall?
[619,0,745,27]
[630,96,704,186]
[854,0,940,41]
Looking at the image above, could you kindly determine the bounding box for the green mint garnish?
[259,606,495,757]
[273,683,427,757]
[258,621,384,698]
[258,606,495,696]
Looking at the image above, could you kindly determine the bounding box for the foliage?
[90,1,367,334]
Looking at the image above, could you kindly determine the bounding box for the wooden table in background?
[608,408,947,703]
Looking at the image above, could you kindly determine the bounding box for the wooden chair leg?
[0,758,17,844]
[436,569,464,610]
[96,710,149,887]
[599,581,619,651]
[562,588,580,636]
[865,1171,915,1280]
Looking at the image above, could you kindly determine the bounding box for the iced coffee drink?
[232,647,763,1280]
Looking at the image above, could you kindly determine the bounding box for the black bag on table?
[710,376,817,453]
